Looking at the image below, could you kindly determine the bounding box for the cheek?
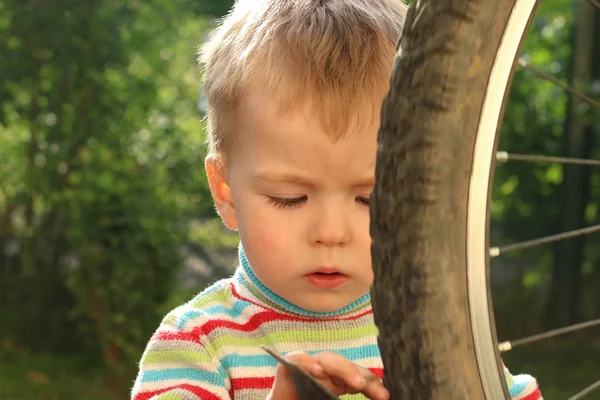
[249,223,280,254]
[237,201,289,254]
[359,211,374,264]
[359,209,372,241]
[239,210,294,277]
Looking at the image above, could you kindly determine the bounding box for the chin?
[300,298,349,313]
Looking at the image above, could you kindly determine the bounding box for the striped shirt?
[131,247,542,399]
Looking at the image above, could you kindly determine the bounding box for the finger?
[314,353,389,400]
[356,367,389,400]
[283,351,325,377]
[313,352,366,390]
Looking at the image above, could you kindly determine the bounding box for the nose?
[310,201,352,247]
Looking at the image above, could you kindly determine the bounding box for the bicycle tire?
[370,0,540,398]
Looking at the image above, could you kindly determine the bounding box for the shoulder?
[132,279,237,399]
[159,277,249,336]
[141,277,240,362]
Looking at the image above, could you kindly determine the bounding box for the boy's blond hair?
[200,0,407,158]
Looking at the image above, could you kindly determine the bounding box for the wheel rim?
[466,0,540,398]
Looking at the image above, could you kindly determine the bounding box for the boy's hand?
[266,351,389,400]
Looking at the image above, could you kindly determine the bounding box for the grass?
[0,349,121,400]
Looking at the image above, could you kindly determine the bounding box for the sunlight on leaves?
[500,175,519,196]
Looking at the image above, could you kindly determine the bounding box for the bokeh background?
[0,0,599,398]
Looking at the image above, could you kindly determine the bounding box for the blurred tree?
[491,0,573,334]
[0,0,215,390]
[490,0,599,333]
[1,0,599,395]
[193,0,235,17]
[545,0,600,328]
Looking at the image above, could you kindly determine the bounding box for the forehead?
[230,91,378,183]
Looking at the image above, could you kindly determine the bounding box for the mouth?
[305,268,348,288]
[312,267,345,276]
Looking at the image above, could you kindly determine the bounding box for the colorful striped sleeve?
[504,365,543,400]
[131,305,232,400]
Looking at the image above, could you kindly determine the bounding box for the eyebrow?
[252,171,375,188]
[353,178,375,189]
[252,172,315,187]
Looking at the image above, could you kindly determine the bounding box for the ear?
[205,154,238,231]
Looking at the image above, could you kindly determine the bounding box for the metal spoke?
[496,151,600,166]
[585,0,600,12]
[517,58,600,111]
[498,318,600,352]
[489,224,600,257]
[497,4,600,400]
[568,380,600,400]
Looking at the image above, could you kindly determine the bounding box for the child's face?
[207,91,378,312]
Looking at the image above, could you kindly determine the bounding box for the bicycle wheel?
[370,0,540,398]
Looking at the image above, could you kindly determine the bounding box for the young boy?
[131,0,543,399]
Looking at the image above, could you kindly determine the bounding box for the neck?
[234,245,371,318]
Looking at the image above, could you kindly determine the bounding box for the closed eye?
[266,196,308,209]
[356,196,370,207]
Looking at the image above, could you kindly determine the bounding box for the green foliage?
[193,0,235,17]
[490,0,577,321]
[492,1,573,245]
[190,219,239,250]
[502,336,600,399]
[1,0,599,396]
[0,0,216,389]
[491,0,600,333]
